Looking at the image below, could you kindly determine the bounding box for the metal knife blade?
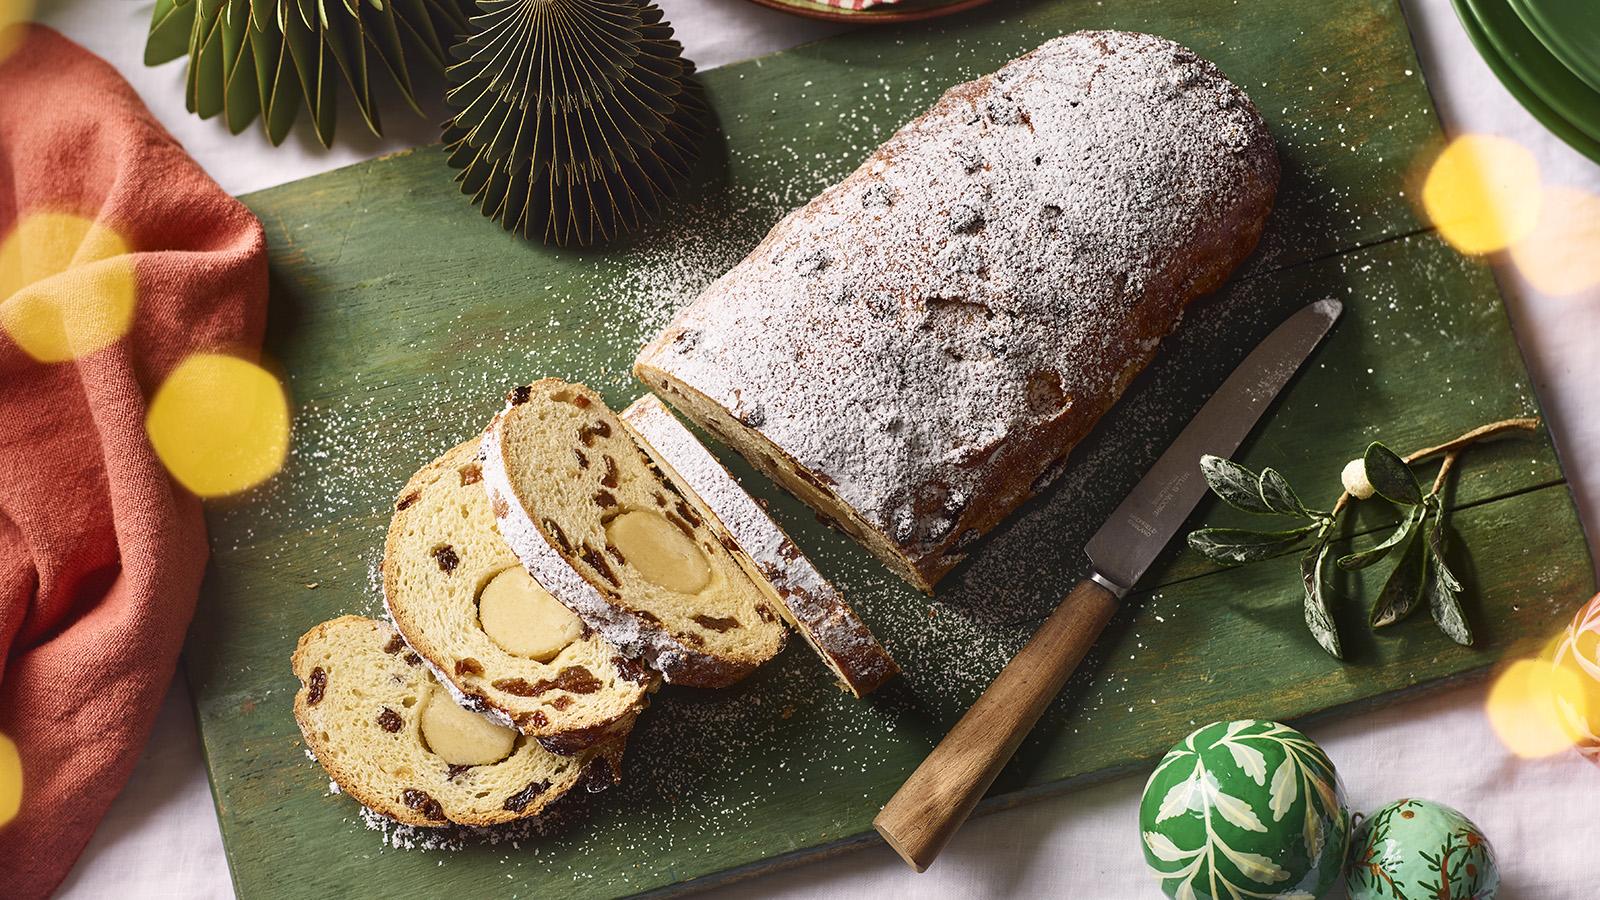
[1084,298,1342,594]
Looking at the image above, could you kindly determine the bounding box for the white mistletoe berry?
[1341,458,1375,500]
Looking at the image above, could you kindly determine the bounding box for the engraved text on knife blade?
[1083,298,1342,593]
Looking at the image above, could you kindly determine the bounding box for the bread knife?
[873,297,1344,872]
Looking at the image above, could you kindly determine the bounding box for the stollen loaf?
[635,31,1278,591]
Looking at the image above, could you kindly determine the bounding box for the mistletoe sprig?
[1185,417,1541,659]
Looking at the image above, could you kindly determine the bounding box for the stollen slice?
[291,616,626,827]
[383,439,654,753]
[482,379,787,688]
[621,395,899,697]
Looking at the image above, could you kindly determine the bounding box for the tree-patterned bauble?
[441,0,705,247]
[1347,799,1498,900]
[144,0,473,147]
[1139,720,1350,900]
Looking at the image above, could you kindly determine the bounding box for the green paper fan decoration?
[442,0,706,247]
[144,0,474,146]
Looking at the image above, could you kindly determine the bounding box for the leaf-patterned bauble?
[1347,799,1498,900]
[441,0,705,247]
[1552,592,1600,766]
[144,0,473,147]
[1139,720,1350,900]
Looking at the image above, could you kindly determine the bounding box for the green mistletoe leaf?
[1258,467,1313,518]
[1200,455,1274,515]
[1301,537,1342,658]
[1337,504,1425,570]
[1363,442,1423,506]
[1426,511,1472,645]
[1188,526,1318,565]
[1370,517,1429,627]
[1181,418,1535,663]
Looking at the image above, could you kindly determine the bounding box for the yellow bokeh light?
[0,0,34,64]
[0,212,137,363]
[1422,135,1541,255]
[0,731,20,828]
[146,354,290,497]
[1485,655,1591,759]
[1509,186,1600,297]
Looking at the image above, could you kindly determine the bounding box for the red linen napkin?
[0,25,268,898]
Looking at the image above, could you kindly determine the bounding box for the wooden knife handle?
[873,577,1120,872]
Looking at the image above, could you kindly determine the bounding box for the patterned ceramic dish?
[741,0,993,24]
[1552,593,1600,765]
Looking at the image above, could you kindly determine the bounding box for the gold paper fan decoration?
[442,0,706,247]
[144,0,474,146]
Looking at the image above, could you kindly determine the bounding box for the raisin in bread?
[291,616,625,827]
[383,439,654,754]
[634,32,1278,592]
[482,379,787,688]
[621,395,898,696]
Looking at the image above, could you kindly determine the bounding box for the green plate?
[1459,0,1600,162]
[1460,0,1600,143]
[1507,0,1600,95]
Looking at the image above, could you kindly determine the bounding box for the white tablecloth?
[41,1,1600,897]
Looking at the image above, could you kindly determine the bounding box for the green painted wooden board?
[190,0,1595,896]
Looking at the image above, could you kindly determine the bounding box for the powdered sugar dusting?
[639,31,1277,580]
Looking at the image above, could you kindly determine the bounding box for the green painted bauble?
[1347,799,1498,900]
[1139,720,1350,899]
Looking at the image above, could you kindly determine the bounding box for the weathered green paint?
[189,0,1593,896]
